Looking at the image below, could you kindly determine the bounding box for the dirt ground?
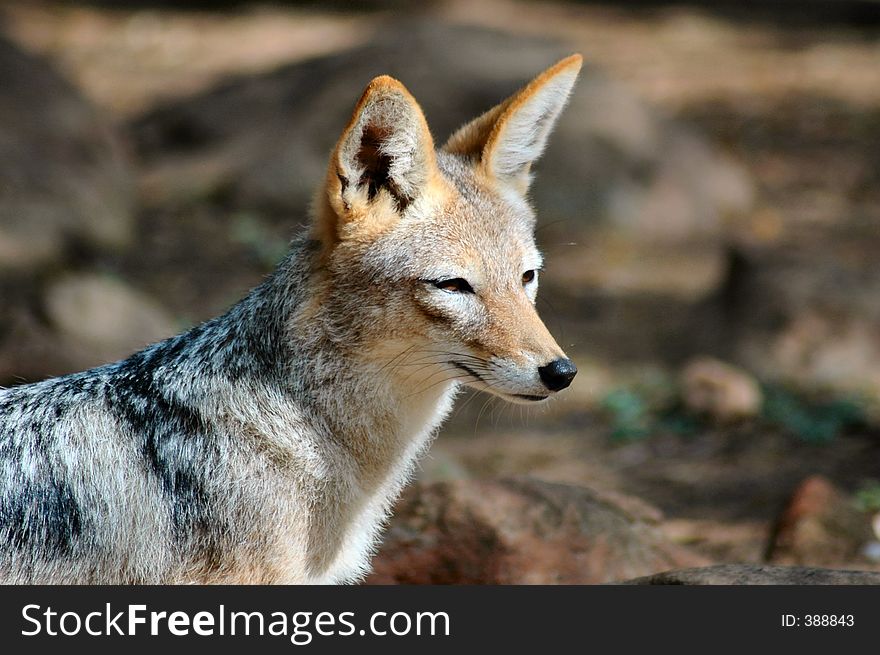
[2,0,879,570]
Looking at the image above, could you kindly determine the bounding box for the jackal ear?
[442,54,582,193]
[320,75,438,242]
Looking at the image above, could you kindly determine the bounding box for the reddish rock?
[366,478,706,585]
[766,475,873,566]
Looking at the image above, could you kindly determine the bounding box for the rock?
[425,432,621,492]
[766,475,873,567]
[366,477,707,584]
[0,288,67,384]
[770,312,880,403]
[863,540,880,563]
[662,518,770,563]
[624,564,880,585]
[0,35,134,271]
[42,272,178,370]
[131,21,753,251]
[705,238,880,403]
[0,271,177,387]
[681,357,762,421]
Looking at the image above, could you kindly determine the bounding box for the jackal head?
[313,55,581,403]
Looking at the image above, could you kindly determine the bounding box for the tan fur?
[289,57,584,580]
[445,54,582,191]
[319,75,447,249]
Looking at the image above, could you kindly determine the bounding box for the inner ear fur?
[442,54,582,191]
[322,76,438,241]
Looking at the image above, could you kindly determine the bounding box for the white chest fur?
[314,384,458,583]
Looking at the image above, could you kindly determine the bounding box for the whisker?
[451,388,482,420]
[535,218,571,236]
[403,373,470,400]
[377,348,449,386]
[398,361,452,386]
[419,350,493,364]
[491,396,504,427]
[376,344,417,375]
[474,394,497,436]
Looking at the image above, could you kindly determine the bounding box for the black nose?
[538,358,577,392]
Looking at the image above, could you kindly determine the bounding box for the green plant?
[761,384,867,444]
[601,388,651,441]
[600,377,871,446]
[855,480,880,513]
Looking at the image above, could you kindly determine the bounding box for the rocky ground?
[1,0,879,582]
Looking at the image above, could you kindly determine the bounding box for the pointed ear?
[319,75,438,244]
[443,54,582,193]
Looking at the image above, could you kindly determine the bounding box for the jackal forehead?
[352,152,541,281]
[435,151,535,224]
[410,153,539,265]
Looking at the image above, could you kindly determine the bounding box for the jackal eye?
[433,278,474,294]
[522,269,537,285]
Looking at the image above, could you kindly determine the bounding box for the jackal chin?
[450,362,555,404]
[470,382,552,404]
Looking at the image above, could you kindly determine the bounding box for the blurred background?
[1,0,880,583]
